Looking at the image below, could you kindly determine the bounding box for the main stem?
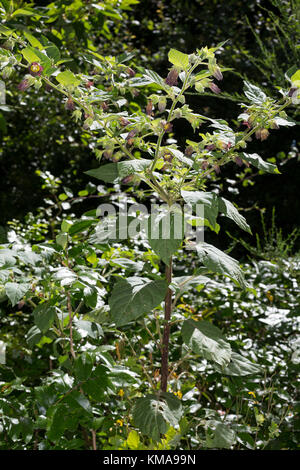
[160,257,173,392]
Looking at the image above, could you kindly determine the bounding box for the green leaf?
[126,430,140,450]
[85,159,151,183]
[85,163,118,182]
[21,46,51,69]
[214,352,262,376]
[0,249,16,267]
[196,242,246,287]
[5,282,29,306]
[23,32,43,50]
[218,197,252,234]
[109,277,167,326]
[243,81,267,104]
[291,69,300,84]
[82,364,109,401]
[74,353,93,381]
[89,216,135,243]
[132,392,182,441]
[181,190,219,231]
[182,319,232,367]
[69,219,96,236]
[171,274,211,296]
[168,49,189,70]
[45,45,60,63]
[74,320,103,339]
[147,209,184,265]
[206,422,236,449]
[242,153,280,174]
[56,232,68,248]
[33,302,56,333]
[56,71,81,87]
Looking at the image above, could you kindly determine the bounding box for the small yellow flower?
[116,419,123,427]
[118,389,125,397]
[174,390,182,399]
[248,391,256,398]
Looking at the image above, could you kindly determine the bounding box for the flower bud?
[185,146,194,156]
[214,164,221,174]
[121,175,134,185]
[127,67,136,77]
[85,80,93,89]
[270,120,279,130]
[165,68,179,86]
[158,97,167,112]
[160,121,173,132]
[205,144,215,151]
[146,100,153,116]
[120,117,130,127]
[209,64,223,81]
[163,152,173,163]
[65,97,75,111]
[235,157,243,167]
[288,87,298,97]
[260,129,269,141]
[201,160,209,170]
[209,82,221,94]
[17,79,30,92]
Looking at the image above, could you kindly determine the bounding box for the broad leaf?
[243,81,267,104]
[218,197,252,234]
[5,282,30,306]
[206,421,236,449]
[85,159,151,183]
[196,242,246,287]
[214,352,261,376]
[109,277,167,326]
[132,392,182,441]
[168,49,189,69]
[146,209,185,265]
[56,71,81,87]
[33,302,56,333]
[182,319,232,367]
[242,153,280,174]
[181,190,219,231]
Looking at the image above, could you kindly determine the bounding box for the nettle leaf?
[196,242,246,288]
[146,209,185,265]
[5,282,30,307]
[181,190,219,231]
[133,392,182,441]
[21,46,51,69]
[214,352,262,376]
[56,70,81,87]
[182,319,232,368]
[218,197,252,234]
[85,159,151,183]
[242,153,280,174]
[33,302,56,333]
[109,277,167,326]
[168,49,189,70]
[243,81,267,104]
